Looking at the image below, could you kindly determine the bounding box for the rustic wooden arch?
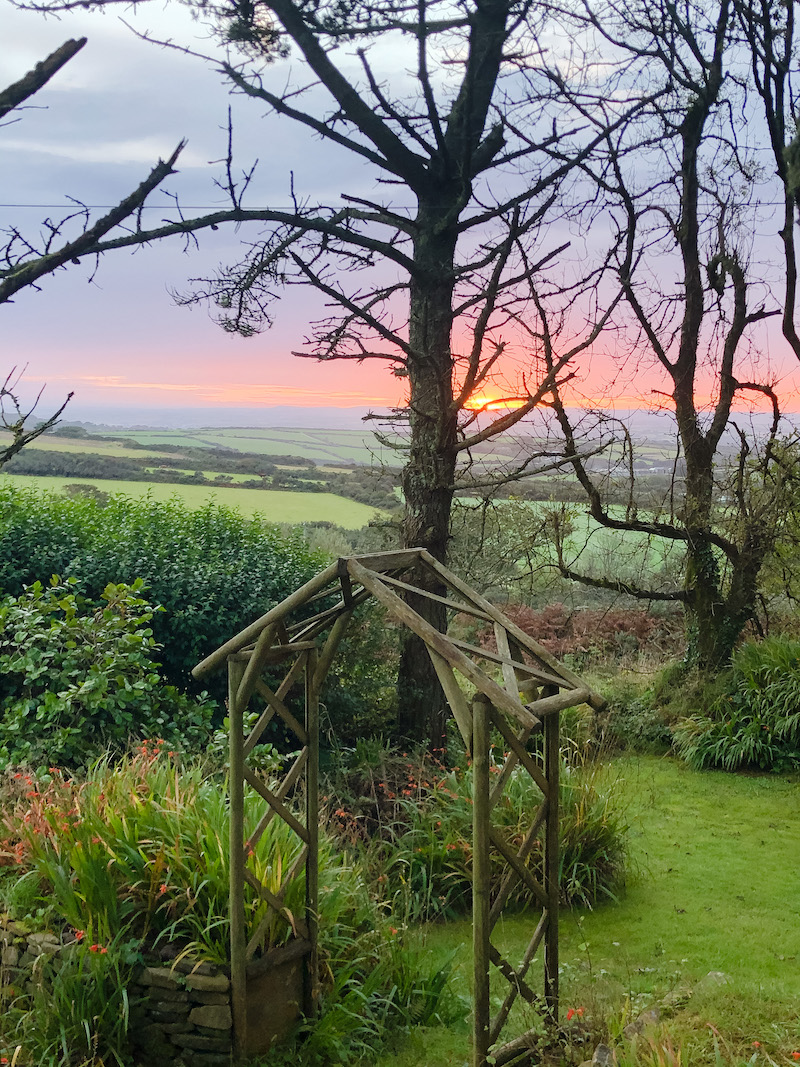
[193,549,603,1067]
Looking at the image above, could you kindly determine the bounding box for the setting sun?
[463,394,529,411]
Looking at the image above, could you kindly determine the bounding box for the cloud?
[1,136,208,169]
[21,373,399,408]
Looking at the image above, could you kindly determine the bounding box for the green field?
[0,474,383,527]
[0,432,160,461]
[106,426,400,465]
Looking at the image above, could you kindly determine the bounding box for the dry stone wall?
[129,960,233,1067]
[0,917,234,1067]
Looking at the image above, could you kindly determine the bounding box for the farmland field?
[0,432,161,461]
[0,474,383,527]
[102,426,400,465]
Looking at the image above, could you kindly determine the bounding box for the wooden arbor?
[193,549,603,1066]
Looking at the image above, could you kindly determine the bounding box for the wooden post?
[305,647,320,1018]
[228,657,247,1060]
[544,702,560,1021]
[472,695,491,1067]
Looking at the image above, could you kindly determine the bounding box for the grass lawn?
[0,474,384,528]
[377,756,800,1066]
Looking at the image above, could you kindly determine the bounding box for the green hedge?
[0,485,328,697]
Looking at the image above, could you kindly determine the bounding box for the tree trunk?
[396,197,459,744]
[685,521,771,670]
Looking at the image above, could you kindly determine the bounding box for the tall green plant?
[674,636,800,771]
[8,933,137,1067]
[3,746,370,964]
[323,742,629,922]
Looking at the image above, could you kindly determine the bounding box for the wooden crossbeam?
[231,641,318,664]
[488,706,548,797]
[349,560,539,731]
[418,549,605,709]
[285,602,345,635]
[236,623,277,711]
[312,609,353,696]
[244,655,308,755]
[254,679,307,744]
[526,685,592,718]
[449,636,566,688]
[244,747,308,856]
[337,549,424,575]
[489,914,548,1046]
[489,799,548,928]
[489,942,540,1010]
[489,724,536,811]
[376,572,494,622]
[243,767,309,844]
[492,1029,543,1067]
[340,571,355,608]
[495,624,523,698]
[488,827,549,910]
[286,587,370,642]
[426,647,474,748]
[194,560,340,676]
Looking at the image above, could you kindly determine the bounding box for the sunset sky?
[2,2,413,416]
[3,1,800,421]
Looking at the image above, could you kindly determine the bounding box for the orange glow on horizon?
[464,394,529,411]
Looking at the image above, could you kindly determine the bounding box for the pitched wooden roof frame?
[194,548,604,1067]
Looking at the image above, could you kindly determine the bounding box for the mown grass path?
[378,757,800,1065]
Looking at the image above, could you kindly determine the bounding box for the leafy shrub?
[673,636,800,771]
[0,486,327,698]
[322,741,629,920]
[0,578,213,769]
[598,679,673,754]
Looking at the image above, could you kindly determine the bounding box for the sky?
[2,1,411,418]
[3,1,800,424]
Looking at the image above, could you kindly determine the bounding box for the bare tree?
[0,367,72,468]
[529,0,800,669]
[16,0,648,740]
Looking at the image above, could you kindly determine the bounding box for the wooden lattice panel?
[193,549,604,1064]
